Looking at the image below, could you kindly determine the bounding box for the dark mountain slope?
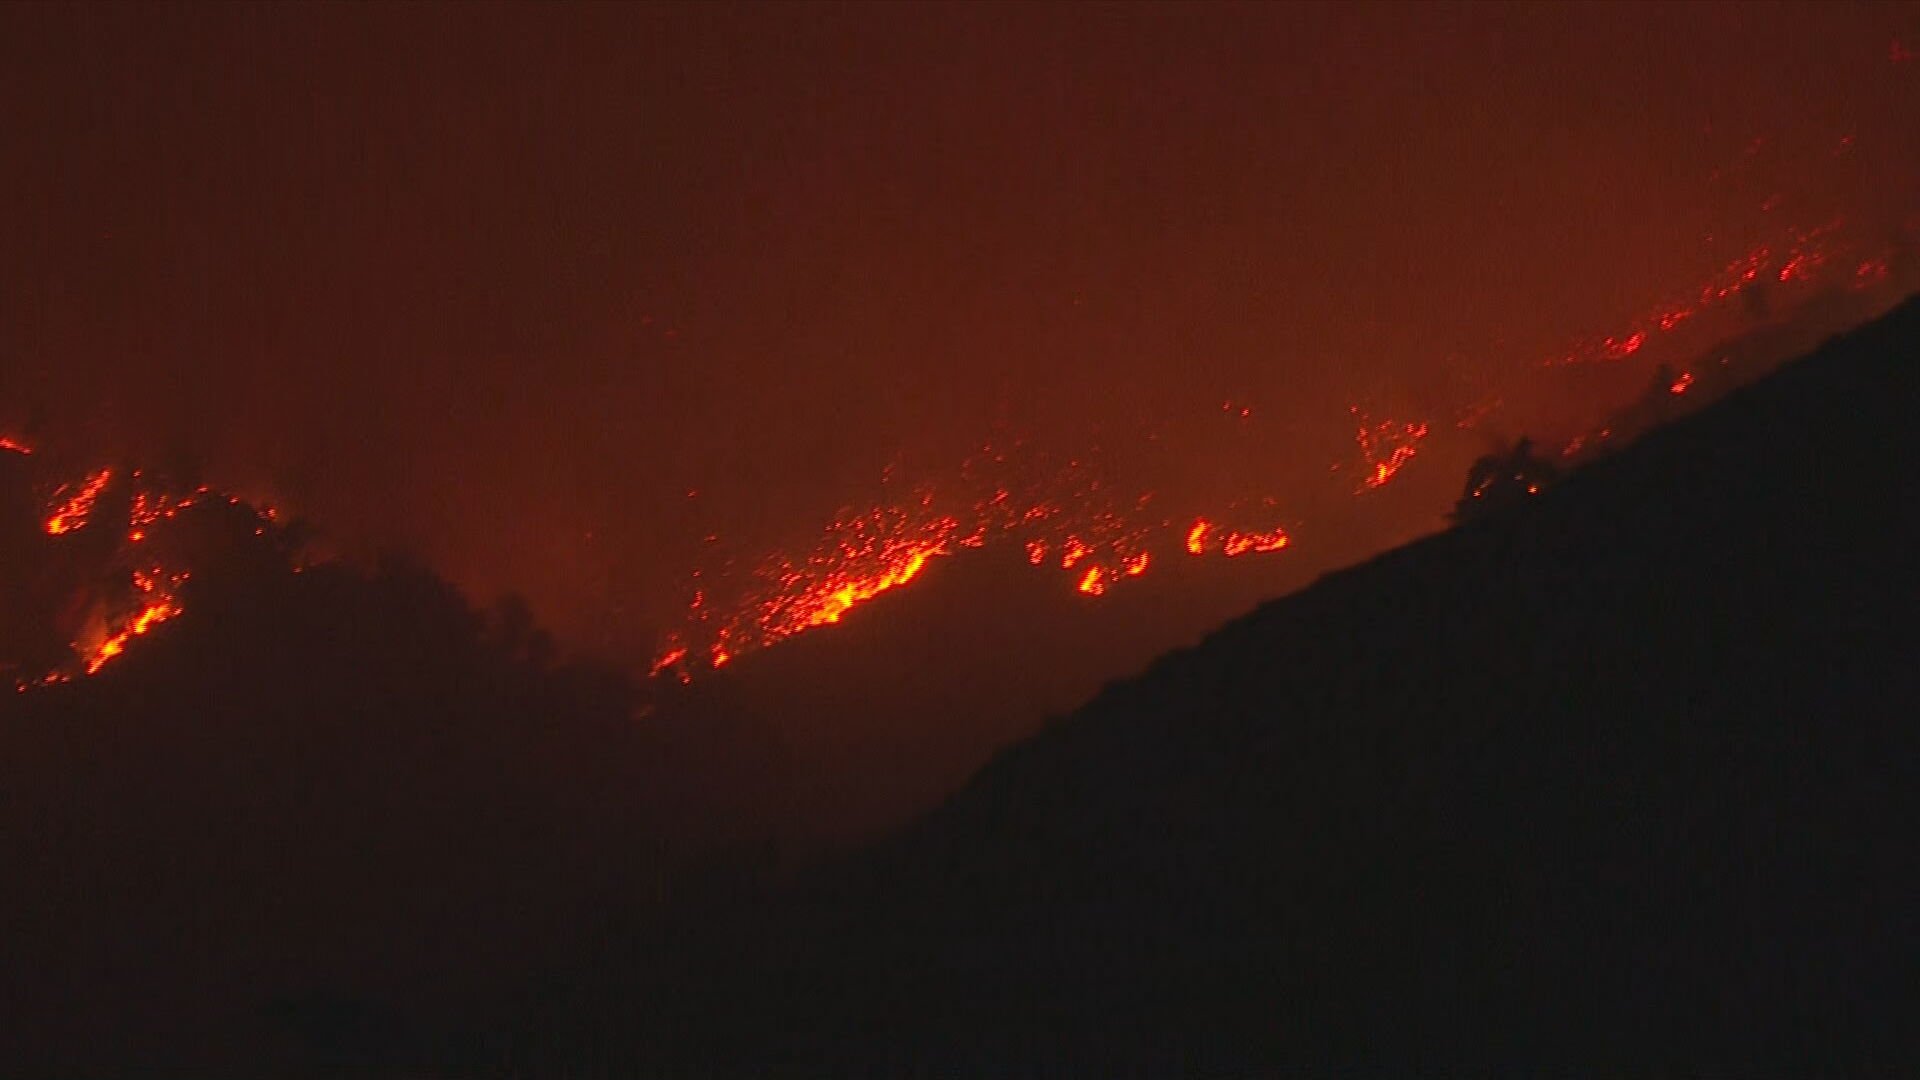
[552,296,1920,1072]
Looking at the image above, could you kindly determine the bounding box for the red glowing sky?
[3,2,1917,668]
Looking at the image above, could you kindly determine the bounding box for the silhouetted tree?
[1452,436,1559,522]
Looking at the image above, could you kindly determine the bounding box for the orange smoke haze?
[4,2,1919,688]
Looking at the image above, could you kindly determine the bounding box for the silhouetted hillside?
[528,295,1920,1072]
[660,525,1326,852]
[0,547,675,1072]
[9,297,1919,1075]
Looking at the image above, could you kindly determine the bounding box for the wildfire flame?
[650,155,1915,680]
[46,469,113,535]
[13,103,1914,691]
[650,438,1308,678]
[7,450,282,691]
[1219,528,1292,557]
[1185,519,1213,555]
[1533,216,1886,376]
[87,568,184,668]
[1351,411,1430,493]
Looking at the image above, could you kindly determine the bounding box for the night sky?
[4,1,1917,671]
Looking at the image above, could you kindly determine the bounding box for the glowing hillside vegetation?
[650,206,1915,680]
[5,443,281,692]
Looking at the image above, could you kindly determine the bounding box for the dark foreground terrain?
[522,297,1920,1073]
[6,297,1919,1075]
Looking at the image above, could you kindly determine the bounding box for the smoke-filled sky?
[4,1,1918,662]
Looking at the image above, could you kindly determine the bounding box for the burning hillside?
[1,439,286,692]
[648,204,1918,680]
[10,7,1920,1073]
[5,202,1911,693]
[2,6,1916,692]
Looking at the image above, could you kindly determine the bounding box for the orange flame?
[1220,528,1291,557]
[46,469,112,534]
[1601,331,1648,359]
[655,455,1303,675]
[1059,536,1092,569]
[650,180,1914,680]
[13,456,282,690]
[649,645,689,680]
[1351,413,1430,492]
[1185,519,1212,555]
[803,546,940,628]
[85,598,181,675]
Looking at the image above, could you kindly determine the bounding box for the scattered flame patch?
[1059,536,1092,569]
[651,438,1303,678]
[651,176,1918,680]
[1777,251,1823,282]
[1543,214,1876,371]
[1351,410,1430,493]
[46,469,113,535]
[9,454,284,691]
[1602,331,1648,359]
[1220,528,1291,557]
